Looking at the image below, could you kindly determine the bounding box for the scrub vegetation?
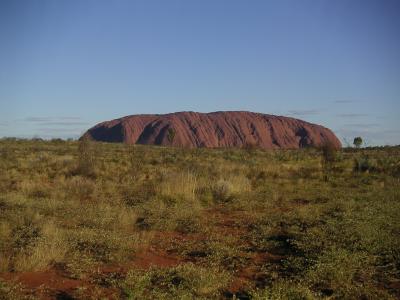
[0,138,399,299]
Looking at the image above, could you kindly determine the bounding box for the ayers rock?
[81,111,341,149]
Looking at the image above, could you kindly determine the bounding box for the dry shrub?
[320,142,337,180]
[68,227,149,264]
[19,180,51,199]
[159,171,197,201]
[321,142,337,165]
[65,176,95,202]
[124,263,231,298]
[0,222,12,272]
[212,180,233,202]
[76,201,137,231]
[121,179,157,206]
[13,221,68,272]
[247,168,267,188]
[172,197,203,234]
[212,175,251,203]
[128,145,145,180]
[136,189,203,232]
[0,280,25,300]
[227,174,251,194]
[74,137,96,178]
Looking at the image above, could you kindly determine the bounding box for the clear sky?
[1,0,399,145]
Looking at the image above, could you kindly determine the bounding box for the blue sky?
[0,0,399,145]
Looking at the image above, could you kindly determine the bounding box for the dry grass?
[158,171,198,201]
[13,221,67,272]
[0,139,399,299]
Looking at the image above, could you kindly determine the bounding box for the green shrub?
[123,263,231,299]
[251,280,315,300]
[353,155,375,173]
[305,248,390,299]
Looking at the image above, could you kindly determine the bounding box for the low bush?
[74,137,96,178]
[250,280,315,300]
[212,179,234,203]
[123,263,231,299]
[353,155,375,173]
[321,142,338,180]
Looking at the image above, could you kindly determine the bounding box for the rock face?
[82,111,341,149]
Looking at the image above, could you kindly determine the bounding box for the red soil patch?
[132,248,182,269]
[0,208,290,298]
[10,269,80,290]
[0,246,183,299]
[228,251,284,293]
[0,268,119,300]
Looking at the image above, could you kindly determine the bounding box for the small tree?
[321,142,337,181]
[76,137,96,178]
[353,137,363,148]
